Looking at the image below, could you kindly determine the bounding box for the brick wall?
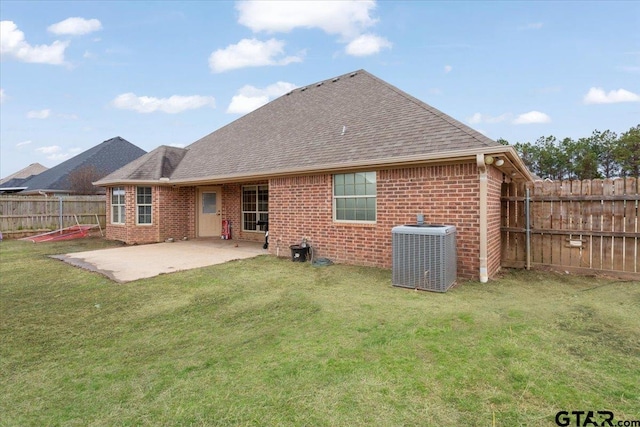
[158,186,196,241]
[104,164,504,280]
[106,185,195,244]
[487,166,504,277]
[268,162,498,280]
[221,182,267,243]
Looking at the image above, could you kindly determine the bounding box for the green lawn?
[1,238,638,426]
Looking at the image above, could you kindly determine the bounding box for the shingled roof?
[97,70,529,185]
[107,145,187,181]
[19,137,146,194]
[0,163,48,186]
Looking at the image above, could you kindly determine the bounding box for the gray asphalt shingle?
[19,137,146,193]
[100,70,500,184]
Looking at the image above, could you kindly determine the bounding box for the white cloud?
[236,1,390,57]
[513,111,551,124]
[36,145,61,154]
[16,140,32,147]
[583,87,640,104]
[0,88,5,103]
[111,93,216,114]
[345,33,391,56]
[468,112,510,124]
[1,20,68,65]
[27,109,51,119]
[34,145,77,161]
[48,17,102,36]
[46,153,71,161]
[209,38,302,73]
[237,0,377,39]
[227,94,269,114]
[216,39,302,72]
[444,65,452,73]
[227,81,298,114]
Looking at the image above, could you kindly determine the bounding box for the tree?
[499,125,639,179]
[534,136,570,180]
[67,165,104,194]
[614,125,640,177]
[591,129,620,178]
[512,141,538,176]
[564,136,602,180]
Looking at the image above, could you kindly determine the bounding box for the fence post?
[59,196,63,233]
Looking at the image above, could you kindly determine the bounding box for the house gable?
[99,70,532,282]
[97,70,531,186]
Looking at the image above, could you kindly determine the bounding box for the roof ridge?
[288,69,365,95]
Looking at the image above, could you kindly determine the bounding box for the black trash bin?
[290,245,309,262]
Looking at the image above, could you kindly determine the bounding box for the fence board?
[0,195,106,238]
[580,180,591,268]
[502,178,639,278]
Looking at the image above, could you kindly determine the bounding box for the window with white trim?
[242,185,268,231]
[111,187,125,224]
[333,172,376,222]
[136,186,152,225]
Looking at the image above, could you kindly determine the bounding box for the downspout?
[476,154,489,283]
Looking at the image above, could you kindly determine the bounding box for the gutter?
[94,145,533,187]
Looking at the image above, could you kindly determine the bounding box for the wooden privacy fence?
[502,178,639,278]
[0,195,106,238]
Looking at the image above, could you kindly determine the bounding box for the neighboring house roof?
[18,137,147,194]
[97,70,532,186]
[0,163,48,186]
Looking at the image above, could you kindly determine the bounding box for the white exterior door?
[198,187,221,237]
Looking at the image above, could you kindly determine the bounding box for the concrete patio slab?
[52,239,267,283]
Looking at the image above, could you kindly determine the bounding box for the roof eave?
[93,178,170,187]
[96,147,533,186]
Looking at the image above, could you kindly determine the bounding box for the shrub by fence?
[0,195,106,239]
[502,178,639,279]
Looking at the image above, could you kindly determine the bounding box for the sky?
[1,0,639,178]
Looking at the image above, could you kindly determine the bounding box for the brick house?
[95,70,532,282]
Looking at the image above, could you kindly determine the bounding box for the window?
[334,172,376,222]
[136,186,152,225]
[111,187,125,224]
[242,185,268,231]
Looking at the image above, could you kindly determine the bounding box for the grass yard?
[1,238,639,426]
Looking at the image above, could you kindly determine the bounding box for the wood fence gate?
[502,178,639,279]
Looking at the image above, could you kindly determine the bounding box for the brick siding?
[106,185,195,244]
[268,162,502,280]
[105,163,504,280]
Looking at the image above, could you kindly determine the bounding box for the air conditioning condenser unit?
[392,225,457,292]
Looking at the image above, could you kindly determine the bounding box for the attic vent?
[332,77,340,82]
[316,82,324,87]
[285,91,292,96]
[350,72,358,77]
[300,87,307,92]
